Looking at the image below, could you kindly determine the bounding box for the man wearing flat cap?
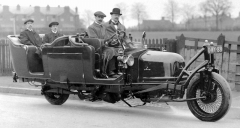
[87,11,117,78]
[19,19,43,56]
[43,22,63,44]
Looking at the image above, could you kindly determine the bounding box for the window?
[70,16,74,21]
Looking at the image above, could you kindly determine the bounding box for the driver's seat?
[81,38,103,72]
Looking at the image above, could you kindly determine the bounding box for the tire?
[44,93,69,105]
[187,72,232,122]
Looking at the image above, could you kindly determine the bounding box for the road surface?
[0,93,239,128]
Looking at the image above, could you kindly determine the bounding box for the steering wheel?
[106,30,126,47]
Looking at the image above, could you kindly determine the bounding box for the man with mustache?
[103,8,133,75]
[43,22,63,44]
[19,19,43,56]
[87,11,117,78]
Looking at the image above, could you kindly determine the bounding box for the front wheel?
[44,93,69,105]
[187,72,231,122]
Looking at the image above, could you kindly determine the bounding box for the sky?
[1,0,240,28]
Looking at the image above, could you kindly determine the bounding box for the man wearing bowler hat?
[87,11,118,78]
[104,8,133,75]
[19,19,43,56]
[43,21,63,44]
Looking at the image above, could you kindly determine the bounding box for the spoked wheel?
[187,72,231,122]
[44,93,69,105]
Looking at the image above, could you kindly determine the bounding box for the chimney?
[46,5,50,11]
[34,6,40,12]
[161,17,165,20]
[3,5,9,12]
[64,6,70,13]
[17,4,20,11]
[58,5,60,8]
[75,7,78,14]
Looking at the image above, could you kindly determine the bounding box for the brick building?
[0,5,82,37]
[140,17,173,31]
[186,14,234,31]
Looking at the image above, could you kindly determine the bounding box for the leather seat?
[81,38,104,71]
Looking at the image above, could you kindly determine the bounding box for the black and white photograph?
[0,0,240,127]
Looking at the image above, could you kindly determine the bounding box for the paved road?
[0,93,239,128]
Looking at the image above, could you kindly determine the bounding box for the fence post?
[236,36,240,91]
[176,34,186,57]
[217,34,225,74]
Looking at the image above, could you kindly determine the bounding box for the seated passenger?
[19,19,43,56]
[43,22,64,44]
[87,11,118,78]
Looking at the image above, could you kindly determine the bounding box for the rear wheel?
[187,72,231,121]
[44,93,69,105]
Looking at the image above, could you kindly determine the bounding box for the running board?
[134,83,182,94]
[146,97,206,103]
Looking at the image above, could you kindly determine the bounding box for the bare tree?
[164,0,179,29]
[181,4,195,30]
[199,2,210,29]
[204,0,231,30]
[115,2,128,26]
[131,2,148,31]
[82,10,94,27]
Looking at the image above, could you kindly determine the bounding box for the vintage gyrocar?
[7,31,231,122]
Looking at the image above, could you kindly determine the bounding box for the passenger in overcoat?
[87,11,117,78]
[19,19,43,56]
[19,19,42,47]
[43,22,63,44]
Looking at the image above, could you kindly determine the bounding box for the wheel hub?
[201,91,217,104]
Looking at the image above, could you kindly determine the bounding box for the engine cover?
[139,51,185,80]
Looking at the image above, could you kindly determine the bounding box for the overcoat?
[87,22,107,39]
[19,29,42,47]
[43,31,63,44]
[87,22,117,74]
[103,20,131,47]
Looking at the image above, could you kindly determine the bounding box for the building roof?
[0,5,77,16]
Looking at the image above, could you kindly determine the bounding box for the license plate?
[208,46,223,54]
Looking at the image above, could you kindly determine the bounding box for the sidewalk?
[0,76,240,100]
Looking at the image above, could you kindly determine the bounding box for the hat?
[94,11,106,17]
[49,22,59,27]
[110,8,122,15]
[24,19,34,24]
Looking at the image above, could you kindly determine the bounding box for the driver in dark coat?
[19,19,43,56]
[103,8,133,75]
[87,11,117,78]
[43,22,63,44]
[104,8,132,48]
